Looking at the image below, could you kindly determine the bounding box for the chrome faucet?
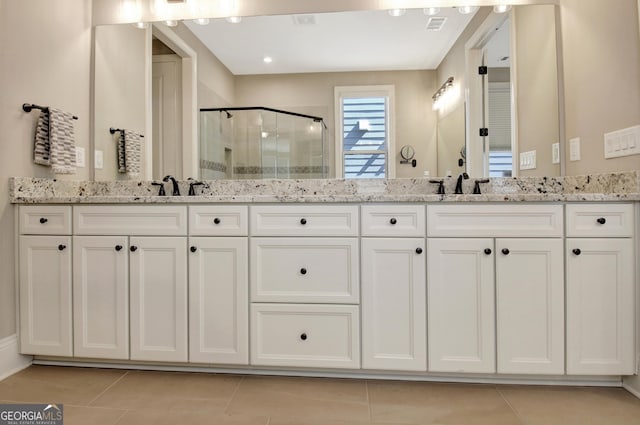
[162,175,181,196]
[454,172,469,194]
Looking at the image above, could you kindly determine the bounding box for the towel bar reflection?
[110,127,144,137]
[22,103,78,120]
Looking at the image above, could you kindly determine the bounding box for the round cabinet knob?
[415,247,423,254]
[573,248,582,256]
[57,244,66,251]
[130,246,138,252]
[300,333,308,341]
[190,246,197,253]
[39,218,48,224]
[484,248,492,255]
[300,218,307,225]
[115,245,123,252]
[596,217,607,225]
[213,218,221,225]
[300,268,307,275]
[501,248,510,256]
[390,218,397,225]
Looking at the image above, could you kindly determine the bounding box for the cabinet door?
[130,237,188,362]
[361,238,426,371]
[427,238,495,373]
[189,237,248,364]
[496,238,564,374]
[19,236,72,356]
[73,236,129,359]
[566,238,635,375]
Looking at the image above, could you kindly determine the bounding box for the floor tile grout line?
[496,385,527,425]
[86,370,131,407]
[223,375,244,414]
[365,379,373,424]
[111,408,131,425]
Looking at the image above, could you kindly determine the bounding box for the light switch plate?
[552,143,560,164]
[519,150,537,170]
[569,137,581,161]
[75,146,85,167]
[604,125,640,159]
[95,150,104,169]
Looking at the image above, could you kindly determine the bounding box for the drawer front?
[19,206,72,235]
[189,205,248,236]
[251,304,360,369]
[74,206,187,235]
[427,204,563,237]
[566,204,634,237]
[361,205,425,237]
[251,238,359,303]
[250,205,358,236]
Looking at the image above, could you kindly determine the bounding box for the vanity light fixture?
[133,22,148,29]
[458,6,479,15]
[493,4,512,13]
[432,76,455,110]
[226,16,242,23]
[388,9,407,17]
[423,7,441,16]
[193,17,210,25]
[164,19,179,27]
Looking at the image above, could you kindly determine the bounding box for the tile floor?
[1,366,640,425]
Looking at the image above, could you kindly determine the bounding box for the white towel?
[117,129,142,177]
[33,108,76,174]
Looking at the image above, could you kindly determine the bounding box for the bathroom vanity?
[9,173,640,384]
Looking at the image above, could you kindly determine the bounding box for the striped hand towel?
[117,130,142,177]
[33,108,77,174]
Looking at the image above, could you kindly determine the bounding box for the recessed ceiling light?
[458,6,479,15]
[494,5,512,13]
[388,9,407,17]
[423,7,440,16]
[263,56,273,63]
[226,16,242,23]
[193,18,210,25]
[164,19,179,27]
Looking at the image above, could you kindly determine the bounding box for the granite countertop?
[9,171,640,204]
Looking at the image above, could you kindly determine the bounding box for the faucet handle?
[473,179,490,194]
[429,179,445,195]
[151,182,166,196]
[188,181,204,196]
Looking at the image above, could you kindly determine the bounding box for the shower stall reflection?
[200,107,327,180]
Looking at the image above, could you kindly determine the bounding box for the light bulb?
[458,6,479,15]
[423,7,440,16]
[193,18,210,25]
[493,5,512,13]
[133,22,148,29]
[225,16,242,23]
[263,56,273,63]
[164,19,179,27]
[388,9,407,17]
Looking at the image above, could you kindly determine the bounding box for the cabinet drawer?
[251,304,360,369]
[566,204,634,237]
[361,205,425,237]
[74,206,187,235]
[19,206,71,235]
[251,238,359,303]
[427,204,563,237]
[189,205,248,236]
[250,205,358,236]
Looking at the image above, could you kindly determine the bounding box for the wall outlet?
[569,137,581,161]
[552,143,560,164]
[95,150,104,169]
[75,146,85,167]
[604,125,640,159]
[519,150,537,170]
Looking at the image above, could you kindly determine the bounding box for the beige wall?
[0,0,92,338]
[561,0,640,175]
[235,70,438,178]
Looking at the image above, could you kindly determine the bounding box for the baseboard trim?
[0,335,32,381]
[623,381,640,399]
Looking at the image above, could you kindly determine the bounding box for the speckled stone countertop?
[9,171,640,204]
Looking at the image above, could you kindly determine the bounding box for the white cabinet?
[361,238,426,371]
[129,237,188,362]
[495,238,564,374]
[427,238,496,373]
[566,238,635,375]
[189,237,248,364]
[73,236,129,359]
[19,235,72,356]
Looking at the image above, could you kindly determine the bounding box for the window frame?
[334,85,396,179]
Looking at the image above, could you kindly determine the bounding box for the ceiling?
[184,8,477,75]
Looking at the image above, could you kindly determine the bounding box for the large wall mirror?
[92,2,562,181]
